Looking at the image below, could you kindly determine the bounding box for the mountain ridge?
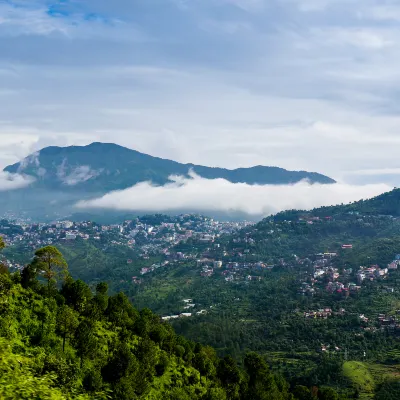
[4,142,336,191]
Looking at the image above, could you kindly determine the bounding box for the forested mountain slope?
[0,241,339,400]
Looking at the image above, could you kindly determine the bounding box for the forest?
[0,240,344,399]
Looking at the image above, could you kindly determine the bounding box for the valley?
[3,189,400,397]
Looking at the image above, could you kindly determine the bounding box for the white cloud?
[56,160,101,185]
[76,172,391,218]
[63,166,101,186]
[0,171,34,191]
[18,151,40,172]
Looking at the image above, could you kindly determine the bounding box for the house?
[359,314,369,323]
[314,269,325,278]
[357,273,366,284]
[342,244,353,249]
[388,262,398,270]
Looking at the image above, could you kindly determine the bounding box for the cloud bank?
[0,172,35,191]
[76,173,391,218]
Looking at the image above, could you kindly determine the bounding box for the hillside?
[5,142,335,191]
[0,242,337,400]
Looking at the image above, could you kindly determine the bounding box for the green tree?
[74,319,97,368]
[102,343,139,383]
[107,292,138,327]
[94,282,109,312]
[293,386,312,400]
[56,305,79,351]
[244,352,287,400]
[193,349,216,381]
[61,278,92,313]
[217,356,242,400]
[318,387,339,400]
[33,246,68,291]
[204,387,228,400]
[20,263,38,289]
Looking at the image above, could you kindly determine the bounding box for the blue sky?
[1,0,400,184]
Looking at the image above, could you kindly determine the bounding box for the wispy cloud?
[76,172,391,218]
[0,171,34,191]
[56,159,101,185]
[63,166,102,186]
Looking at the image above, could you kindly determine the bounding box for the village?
[296,250,400,299]
[0,214,254,271]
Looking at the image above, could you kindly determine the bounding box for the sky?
[1,0,400,186]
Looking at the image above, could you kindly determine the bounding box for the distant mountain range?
[4,142,335,191]
[0,142,335,220]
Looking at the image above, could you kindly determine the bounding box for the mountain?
[4,142,335,192]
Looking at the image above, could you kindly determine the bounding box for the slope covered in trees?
[0,241,337,400]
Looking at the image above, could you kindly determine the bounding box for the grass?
[343,361,400,399]
[343,361,375,398]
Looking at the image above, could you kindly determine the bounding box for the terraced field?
[343,360,400,399]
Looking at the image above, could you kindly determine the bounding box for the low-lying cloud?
[56,159,101,186]
[0,171,35,191]
[76,172,392,218]
[62,166,102,186]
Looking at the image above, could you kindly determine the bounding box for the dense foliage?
[0,242,337,399]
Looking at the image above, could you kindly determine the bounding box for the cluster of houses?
[304,308,347,319]
[161,299,208,321]
[140,262,170,275]
[297,248,400,298]
[0,215,252,273]
[358,312,400,335]
[196,259,270,282]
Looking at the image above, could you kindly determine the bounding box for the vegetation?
[4,190,400,398]
[0,241,332,399]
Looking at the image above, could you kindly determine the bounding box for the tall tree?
[33,246,68,291]
[217,356,242,400]
[244,352,288,400]
[74,318,97,368]
[56,305,79,351]
[61,278,92,313]
[20,263,38,289]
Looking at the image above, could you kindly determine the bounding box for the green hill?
[0,242,316,400]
